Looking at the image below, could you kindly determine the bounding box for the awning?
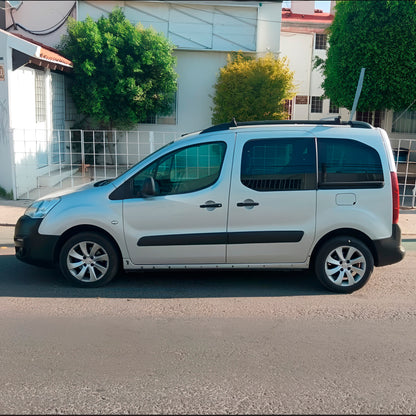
[1,29,73,72]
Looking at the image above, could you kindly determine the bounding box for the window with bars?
[329,100,339,114]
[311,96,323,113]
[35,70,46,123]
[356,110,384,127]
[52,73,66,164]
[65,77,77,122]
[315,33,327,50]
[284,99,293,120]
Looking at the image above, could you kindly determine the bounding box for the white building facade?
[5,0,282,136]
[1,0,283,198]
[279,0,346,121]
[76,0,282,135]
[0,26,73,197]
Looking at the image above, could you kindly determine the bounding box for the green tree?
[58,8,177,129]
[318,0,416,111]
[211,52,296,124]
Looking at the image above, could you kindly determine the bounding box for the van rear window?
[318,138,384,189]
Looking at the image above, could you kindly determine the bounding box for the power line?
[6,2,76,35]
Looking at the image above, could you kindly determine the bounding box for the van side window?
[131,142,226,197]
[241,138,316,191]
[318,138,384,189]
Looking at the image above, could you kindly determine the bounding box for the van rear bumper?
[373,224,405,267]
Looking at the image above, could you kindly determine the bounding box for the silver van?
[14,119,405,292]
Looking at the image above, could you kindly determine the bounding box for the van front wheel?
[314,236,374,293]
[59,232,120,287]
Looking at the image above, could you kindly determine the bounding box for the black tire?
[314,236,374,293]
[59,232,120,287]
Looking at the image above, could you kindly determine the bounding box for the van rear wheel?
[314,236,374,293]
[59,232,120,287]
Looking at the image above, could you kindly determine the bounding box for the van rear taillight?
[391,171,399,224]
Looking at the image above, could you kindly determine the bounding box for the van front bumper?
[373,224,405,267]
[14,215,59,267]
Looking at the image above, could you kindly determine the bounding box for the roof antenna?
[349,67,366,122]
[231,117,237,127]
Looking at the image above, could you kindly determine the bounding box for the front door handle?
[237,199,259,207]
[200,200,222,209]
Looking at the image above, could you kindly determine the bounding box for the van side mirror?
[141,177,158,197]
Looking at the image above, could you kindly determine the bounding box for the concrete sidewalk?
[1,198,416,247]
[0,199,33,247]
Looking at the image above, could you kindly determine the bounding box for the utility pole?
[349,68,366,122]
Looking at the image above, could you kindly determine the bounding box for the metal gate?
[391,138,416,208]
[11,129,177,200]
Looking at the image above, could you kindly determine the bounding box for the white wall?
[9,66,45,196]
[78,1,260,52]
[0,29,42,197]
[257,2,282,54]
[5,0,75,48]
[291,1,315,15]
[280,30,339,120]
[280,31,313,119]
[0,30,13,195]
[3,27,67,197]
[175,50,228,133]
[9,66,37,129]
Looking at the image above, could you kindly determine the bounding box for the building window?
[52,73,65,128]
[392,110,416,133]
[284,99,293,120]
[329,100,339,114]
[145,91,177,125]
[52,73,65,164]
[356,110,384,128]
[311,96,323,113]
[35,70,46,123]
[315,33,327,50]
[65,77,77,122]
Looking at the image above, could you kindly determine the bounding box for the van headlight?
[25,198,61,219]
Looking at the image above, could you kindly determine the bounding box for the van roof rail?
[199,117,373,134]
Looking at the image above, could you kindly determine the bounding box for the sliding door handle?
[237,199,259,207]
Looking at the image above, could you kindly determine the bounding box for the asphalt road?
[0,248,415,414]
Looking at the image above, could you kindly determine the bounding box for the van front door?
[227,133,317,265]
[123,139,233,265]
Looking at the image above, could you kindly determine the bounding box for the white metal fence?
[11,129,416,208]
[390,138,416,209]
[12,129,177,200]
